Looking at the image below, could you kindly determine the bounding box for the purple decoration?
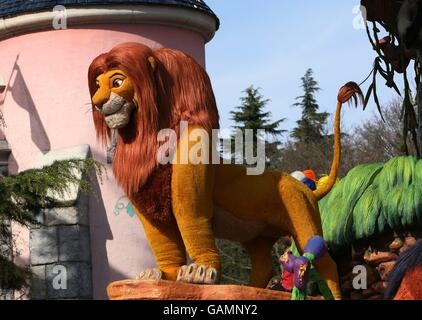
[279,251,296,273]
[304,236,329,260]
[293,256,311,290]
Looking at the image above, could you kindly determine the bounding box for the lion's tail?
[313,82,363,201]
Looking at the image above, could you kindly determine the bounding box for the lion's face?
[92,69,136,129]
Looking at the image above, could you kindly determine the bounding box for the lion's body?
[214,164,310,227]
[88,43,362,300]
[134,126,341,297]
[213,167,313,242]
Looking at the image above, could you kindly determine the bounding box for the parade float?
[319,156,422,300]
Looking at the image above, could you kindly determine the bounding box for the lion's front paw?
[176,264,218,285]
[136,268,162,281]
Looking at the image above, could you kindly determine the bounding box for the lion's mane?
[88,43,219,220]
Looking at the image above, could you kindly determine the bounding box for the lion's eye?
[113,79,124,88]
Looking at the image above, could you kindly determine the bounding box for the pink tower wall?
[0,24,206,299]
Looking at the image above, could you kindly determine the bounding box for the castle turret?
[0,0,219,300]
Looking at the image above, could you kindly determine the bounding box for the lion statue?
[88,42,362,299]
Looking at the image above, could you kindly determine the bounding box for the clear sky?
[205,0,405,136]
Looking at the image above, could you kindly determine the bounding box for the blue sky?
[205,0,405,136]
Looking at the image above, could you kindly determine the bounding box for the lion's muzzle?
[100,93,135,129]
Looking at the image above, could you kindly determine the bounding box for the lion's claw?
[177,264,217,285]
[136,268,162,281]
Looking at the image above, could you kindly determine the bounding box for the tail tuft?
[337,82,364,106]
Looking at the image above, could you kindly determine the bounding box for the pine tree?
[291,69,329,143]
[0,159,103,296]
[229,86,285,166]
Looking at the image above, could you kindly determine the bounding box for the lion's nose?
[93,97,109,110]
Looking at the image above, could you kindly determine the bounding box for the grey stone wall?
[0,139,10,176]
[30,192,93,299]
[0,140,13,299]
[29,145,93,300]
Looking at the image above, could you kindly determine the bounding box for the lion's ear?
[148,56,157,72]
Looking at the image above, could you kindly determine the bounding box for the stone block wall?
[0,139,10,176]
[0,139,13,299]
[29,145,93,300]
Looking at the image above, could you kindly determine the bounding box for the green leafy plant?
[319,156,422,249]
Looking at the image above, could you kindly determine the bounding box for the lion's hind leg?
[243,237,278,288]
[277,179,342,299]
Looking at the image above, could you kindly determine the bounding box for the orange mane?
[88,43,220,198]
